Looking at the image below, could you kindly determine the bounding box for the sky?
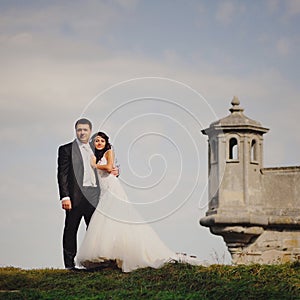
[1,0,300,269]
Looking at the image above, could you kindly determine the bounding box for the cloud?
[114,0,139,9]
[276,37,291,56]
[1,32,299,155]
[0,0,132,36]
[285,0,300,17]
[266,0,280,14]
[215,1,245,25]
[216,2,235,25]
[266,0,300,19]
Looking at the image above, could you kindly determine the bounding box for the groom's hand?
[62,199,72,210]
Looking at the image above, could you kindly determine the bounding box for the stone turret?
[200,97,300,264]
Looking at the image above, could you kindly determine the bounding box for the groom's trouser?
[63,187,99,269]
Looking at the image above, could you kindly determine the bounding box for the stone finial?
[229,96,244,113]
[231,95,240,106]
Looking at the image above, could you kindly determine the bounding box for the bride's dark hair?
[90,132,111,163]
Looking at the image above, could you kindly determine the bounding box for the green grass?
[0,262,300,299]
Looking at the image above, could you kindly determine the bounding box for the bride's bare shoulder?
[104,149,114,160]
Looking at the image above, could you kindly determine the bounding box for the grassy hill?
[1,262,300,299]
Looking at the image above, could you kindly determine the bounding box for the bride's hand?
[90,155,97,169]
[111,166,119,177]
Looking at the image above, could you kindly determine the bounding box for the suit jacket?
[57,140,99,207]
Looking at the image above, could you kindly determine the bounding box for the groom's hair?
[75,118,92,130]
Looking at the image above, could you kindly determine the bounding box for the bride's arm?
[94,149,114,173]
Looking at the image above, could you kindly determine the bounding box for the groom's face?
[76,124,91,144]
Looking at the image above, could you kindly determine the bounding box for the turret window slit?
[229,138,238,160]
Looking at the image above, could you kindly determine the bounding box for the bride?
[76,132,202,272]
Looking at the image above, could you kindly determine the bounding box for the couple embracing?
[57,118,201,272]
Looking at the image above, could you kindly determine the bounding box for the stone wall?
[261,167,300,212]
[232,229,300,264]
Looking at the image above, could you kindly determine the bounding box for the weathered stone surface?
[231,230,300,264]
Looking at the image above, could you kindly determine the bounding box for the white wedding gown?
[76,156,203,272]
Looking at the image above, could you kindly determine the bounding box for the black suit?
[57,140,100,268]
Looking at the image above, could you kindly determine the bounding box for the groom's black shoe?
[66,267,86,272]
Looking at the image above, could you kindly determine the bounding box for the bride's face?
[94,136,106,150]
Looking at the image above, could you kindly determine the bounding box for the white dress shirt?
[77,139,97,187]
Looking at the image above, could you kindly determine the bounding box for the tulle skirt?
[76,174,177,272]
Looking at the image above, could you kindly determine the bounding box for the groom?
[57,118,100,269]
